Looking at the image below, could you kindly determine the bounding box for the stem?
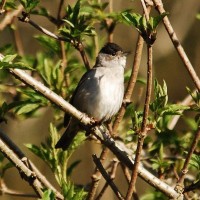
[92,154,124,200]
[87,147,109,200]
[112,35,144,135]
[125,44,153,200]
[12,19,24,56]
[95,159,119,200]
[152,0,200,91]
[0,5,23,31]
[0,0,6,13]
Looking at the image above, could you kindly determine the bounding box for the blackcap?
[55,42,127,150]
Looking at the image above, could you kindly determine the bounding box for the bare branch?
[112,35,144,135]
[87,147,109,200]
[126,44,153,200]
[92,154,124,200]
[0,5,23,30]
[152,0,200,91]
[0,180,37,198]
[95,159,119,200]
[0,0,6,14]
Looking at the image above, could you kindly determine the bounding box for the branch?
[0,180,37,198]
[0,0,6,14]
[0,130,64,199]
[92,154,124,200]
[152,0,200,91]
[112,35,144,135]
[87,147,109,200]
[126,44,153,200]
[95,159,119,200]
[0,5,23,31]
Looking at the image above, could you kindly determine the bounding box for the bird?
[55,42,127,150]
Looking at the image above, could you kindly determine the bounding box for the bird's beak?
[123,51,132,56]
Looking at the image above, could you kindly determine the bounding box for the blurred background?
[0,0,200,199]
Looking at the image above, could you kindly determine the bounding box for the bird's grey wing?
[63,68,96,127]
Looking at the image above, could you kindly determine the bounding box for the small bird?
[55,42,127,150]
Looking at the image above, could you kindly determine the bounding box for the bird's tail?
[55,120,79,150]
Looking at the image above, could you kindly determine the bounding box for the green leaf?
[121,12,141,27]
[15,103,40,115]
[41,189,56,200]
[189,154,200,170]
[149,12,168,29]
[1,54,17,63]
[72,0,81,24]
[19,0,39,12]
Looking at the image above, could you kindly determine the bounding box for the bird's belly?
[86,79,124,121]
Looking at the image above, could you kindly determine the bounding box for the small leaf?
[150,12,168,29]
[1,54,17,63]
[19,0,39,12]
[41,189,55,200]
[15,103,40,115]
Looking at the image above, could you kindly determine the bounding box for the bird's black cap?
[100,43,123,56]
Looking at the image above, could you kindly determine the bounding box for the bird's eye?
[112,52,116,56]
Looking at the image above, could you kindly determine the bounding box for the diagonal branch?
[152,0,200,91]
[92,154,124,200]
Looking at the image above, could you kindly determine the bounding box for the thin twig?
[57,0,64,20]
[56,0,69,87]
[12,19,24,56]
[92,155,124,200]
[0,180,37,198]
[0,5,23,30]
[152,0,200,91]
[121,164,131,183]
[126,44,153,200]
[0,0,6,14]
[87,147,109,200]
[112,35,144,135]
[95,159,119,200]
[175,127,200,193]
[140,0,150,21]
